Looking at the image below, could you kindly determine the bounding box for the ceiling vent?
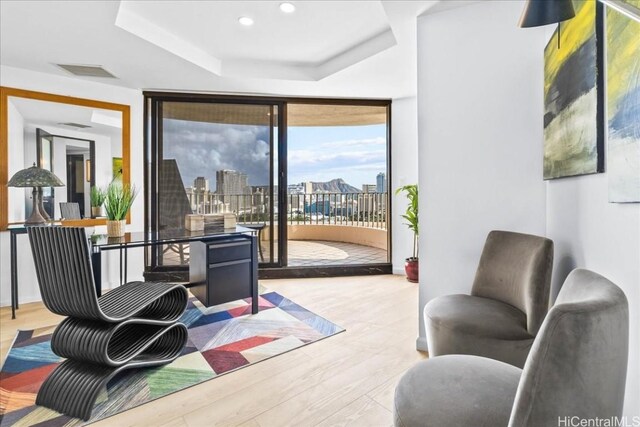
[55,64,117,78]
[58,122,92,129]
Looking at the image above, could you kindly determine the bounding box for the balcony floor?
[268,240,387,267]
[161,239,388,267]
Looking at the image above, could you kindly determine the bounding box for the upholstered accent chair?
[28,226,189,420]
[394,269,629,427]
[424,230,554,367]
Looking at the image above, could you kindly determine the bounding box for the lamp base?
[38,188,51,221]
[25,187,47,225]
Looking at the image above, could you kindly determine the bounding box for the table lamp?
[7,163,64,225]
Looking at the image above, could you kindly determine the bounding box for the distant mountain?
[312,178,361,193]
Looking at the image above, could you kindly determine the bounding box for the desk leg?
[92,249,102,297]
[124,246,128,285]
[10,231,17,319]
[251,235,259,314]
[119,246,123,286]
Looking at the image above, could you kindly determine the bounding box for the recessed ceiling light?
[280,2,296,13]
[238,16,254,26]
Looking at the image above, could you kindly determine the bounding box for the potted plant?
[104,181,137,237]
[90,186,106,218]
[396,184,419,283]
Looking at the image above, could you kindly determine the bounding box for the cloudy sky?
[163,119,271,189]
[288,124,387,187]
[163,118,387,190]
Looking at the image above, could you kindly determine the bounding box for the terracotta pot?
[91,206,104,218]
[405,258,419,283]
[106,219,126,237]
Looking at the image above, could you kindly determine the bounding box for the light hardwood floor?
[0,274,426,427]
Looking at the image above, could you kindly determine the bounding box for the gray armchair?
[424,230,554,367]
[394,269,629,426]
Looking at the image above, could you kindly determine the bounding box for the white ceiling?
[0,1,470,99]
[9,97,122,139]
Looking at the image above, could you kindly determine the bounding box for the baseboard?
[416,336,428,352]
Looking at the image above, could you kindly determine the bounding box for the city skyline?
[163,118,387,190]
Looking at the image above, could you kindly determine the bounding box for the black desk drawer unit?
[189,236,258,309]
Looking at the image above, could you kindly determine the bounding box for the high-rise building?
[362,184,377,193]
[216,170,248,195]
[193,176,209,193]
[288,181,314,194]
[216,170,249,212]
[376,172,386,193]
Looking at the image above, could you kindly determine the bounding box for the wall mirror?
[0,87,131,229]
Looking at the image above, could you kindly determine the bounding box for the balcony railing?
[287,192,387,229]
[186,192,388,230]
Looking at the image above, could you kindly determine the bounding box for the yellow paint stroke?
[606,0,640,117]
[544,1,597,96]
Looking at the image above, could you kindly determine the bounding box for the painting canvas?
[543,0,604,179]
[112,157,123,180]
[607,0,640,202]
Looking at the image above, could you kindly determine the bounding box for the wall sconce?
[86,159,91,182]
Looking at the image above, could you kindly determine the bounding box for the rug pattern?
[0,290,343,426]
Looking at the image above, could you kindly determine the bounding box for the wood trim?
[0,88,8,231]
[0,86,132,230]
[142,91,392,107]
[60,218,109,227]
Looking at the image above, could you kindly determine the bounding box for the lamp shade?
[519,0,576,28]
[8,163,64,188]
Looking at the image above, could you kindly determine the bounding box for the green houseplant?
[104,181,137,237]
[90,186,106,218]
[395,184,419,283]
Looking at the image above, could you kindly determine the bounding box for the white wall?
[416,0,639,415]
[416,0,547,349]
[0,65,145,306]
[391,96,419,274]
[547,175,640,414]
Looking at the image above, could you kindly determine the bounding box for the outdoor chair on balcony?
[424,230,554,368]
[394,269,629,427]
[28,226,188,420]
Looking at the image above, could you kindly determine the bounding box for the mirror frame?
[0,86,131,230]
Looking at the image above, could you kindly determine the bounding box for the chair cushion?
[425,294,532,340]
[394,355,522,427]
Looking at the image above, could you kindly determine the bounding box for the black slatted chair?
[27,226,189,421]
[59,202,82,219]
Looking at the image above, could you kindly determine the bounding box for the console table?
[7,225,259,319]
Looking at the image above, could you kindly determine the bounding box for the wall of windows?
[145,93,390,277]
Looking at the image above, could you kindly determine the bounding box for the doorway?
[146,98,283,271]
[144,93,392,278]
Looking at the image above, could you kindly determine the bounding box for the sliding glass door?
[286,103,390,268]
[147,99,283,270]
[145,94,391,278]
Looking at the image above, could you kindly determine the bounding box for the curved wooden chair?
[27,226,188,420]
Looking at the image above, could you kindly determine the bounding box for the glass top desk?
[8,225,258,319]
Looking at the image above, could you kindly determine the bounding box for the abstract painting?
[606,0,640,202]
[112,157,123,180]
[543,0,604,179]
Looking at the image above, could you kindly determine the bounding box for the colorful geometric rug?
[0,290,343,426]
